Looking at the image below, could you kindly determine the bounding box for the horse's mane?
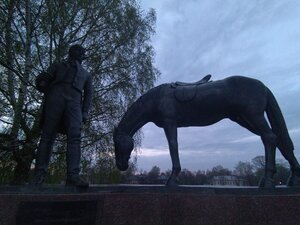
[139,83,168,105]
[117,84,168,130]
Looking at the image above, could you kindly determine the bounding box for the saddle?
[171,74,211,102]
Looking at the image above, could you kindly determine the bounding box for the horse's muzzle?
[116,161,128,171]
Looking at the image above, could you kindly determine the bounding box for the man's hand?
[82,112,88,124]
[35,71,53,93]
[36,80,48,93]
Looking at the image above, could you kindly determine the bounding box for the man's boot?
[66,174,89,187]
[31,139,53,186]
[31,170,46,187]
[66,142,89,188]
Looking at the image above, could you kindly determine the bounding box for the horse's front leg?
[163,121,181,186]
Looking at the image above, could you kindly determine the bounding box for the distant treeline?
[0,154,290,186]
[119,155,290,186]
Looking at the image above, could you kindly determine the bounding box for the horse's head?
[113,128,134,171]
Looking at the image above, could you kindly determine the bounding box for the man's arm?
[82,74,93,123]
[35,63,57,93]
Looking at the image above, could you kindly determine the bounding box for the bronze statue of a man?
[32,45,92,187]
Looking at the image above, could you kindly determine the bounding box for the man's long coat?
[36,60,92,133]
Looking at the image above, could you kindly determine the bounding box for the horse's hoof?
[259,177,275,188]
[287,174,300,187]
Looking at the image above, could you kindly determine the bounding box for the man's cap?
[68,44,85,58]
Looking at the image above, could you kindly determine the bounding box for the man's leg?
[65,101,88,187]
[31,134,56,185]
[32,93,64,186]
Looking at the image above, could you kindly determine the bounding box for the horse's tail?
[266,88,294,153]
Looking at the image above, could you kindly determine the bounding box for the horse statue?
[113,75,300,188]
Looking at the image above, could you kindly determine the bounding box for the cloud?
[228,135,260,144]
[138,0,300,171]
[137,147,169,157]
[290,127,300,134]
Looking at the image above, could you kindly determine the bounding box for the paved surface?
[1,185,300,225]
[1,184,300,195]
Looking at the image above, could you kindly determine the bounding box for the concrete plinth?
[1,185,300,225]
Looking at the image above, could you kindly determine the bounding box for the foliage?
[274,160,290,185]
[123,156,291,186]
[0,0,159,184]
[206,165,232,180]
[146,165,161,183]
[178,169,199,185]
[233,161,256,185]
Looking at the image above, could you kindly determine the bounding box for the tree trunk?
[9,0,35,184]
[11,142,35,185]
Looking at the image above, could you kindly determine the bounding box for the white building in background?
[211,175,248,186]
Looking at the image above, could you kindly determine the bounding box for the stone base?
[1,185,300,225]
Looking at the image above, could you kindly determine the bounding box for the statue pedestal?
[1,185,300,225]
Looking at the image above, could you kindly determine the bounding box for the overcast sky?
[135,0,300,172]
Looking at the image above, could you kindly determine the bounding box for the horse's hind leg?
[163,122,181,186]
[233,115,300,186]
[259,132,277,188]
[279,149,300,186]
[230,115,259,135]
[285,154,300,186]
[245,114,277,188]
[274,136,300,186]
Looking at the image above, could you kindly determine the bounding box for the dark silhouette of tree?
[0,0,159,184]
[274,160,290,185]
[251,155,265,185]
[147,165,161,183]
[206,165,231,177]
[195,170,208,185]
[234,157,290,186]
[178,169,196,185]
[234,161,256,185]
